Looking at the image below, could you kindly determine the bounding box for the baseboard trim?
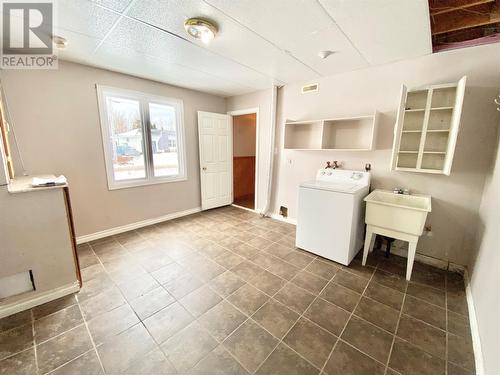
[269,213,297,225]
[76,207,202,244]
[387,247,466,272]
[463,268,485,375]
[0,282,80,319]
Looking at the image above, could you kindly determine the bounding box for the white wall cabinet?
[284,112,379,151]
[390,76,466,175]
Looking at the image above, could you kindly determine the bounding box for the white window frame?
[96,85,187,190]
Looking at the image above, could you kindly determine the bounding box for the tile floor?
[0,206,475,375]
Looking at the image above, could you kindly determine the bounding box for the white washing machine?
[296,169,370,265]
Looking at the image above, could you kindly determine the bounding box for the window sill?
[107,175,187,191]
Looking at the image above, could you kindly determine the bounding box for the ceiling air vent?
[301,83,319,94]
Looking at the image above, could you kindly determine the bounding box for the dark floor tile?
[320,282,361,312]
[198,301,246,341]
[305,258,339,280]
[389,338,445,375]
[250,270,287,295]
[333,270,369,294]
[233,243,261,260]
[266,258,300,280]
[79,287,126,321]
[76,273,115,302]
[447,272,466,293]
[397,315,446,359]
[406,282,445,308]
[87,304,139,345]
[161,321,217,373]
[291,270,328,295]
[143,302,193,344]
[283,317,337,368]
[122,348,176,374]
[118,273,160,301]
[191,259,226,282]
[209,271,245,297]
[365,281,404,310]
[180,285,222,317]
[411,264,446,290]
[255,343,318,375]
[0,348,36,375]
[37,325,93,374]
[224,320,278,372]
[0,324,33,360]
[403,295,446,330]
[447,290,468,316]
[247,236,273,251]
[97,323,156,374]
[447,361,472,375]
[265,243,293,259]
[325,341,385,375]
[304,298,349,336]
[0,310,31,333]
[231,261,264,283]
[282,251,315,268]
[78,250,100,269]
[252,299,299,339]
[448,333,475,372]
[51,349,103,375]
[34,304,83,343]
[188,345,249,375]
[129,287,175,320]
[372,269,407,292]
[341,316,393,363]
[227,284,269,316]
[163,273,204,299]
[274,283,315,314]
[214,252,245,269]
[343,260,376,279]
[448,310,471,338]
[81,263,106,282]
[354,297,400,333]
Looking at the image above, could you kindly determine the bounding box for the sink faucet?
[393,187,410,195]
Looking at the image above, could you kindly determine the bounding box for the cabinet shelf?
[391,76,466,175]
[284,112,379,151]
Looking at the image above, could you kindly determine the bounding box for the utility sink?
[364,190,431,236]
[362,189,432,281]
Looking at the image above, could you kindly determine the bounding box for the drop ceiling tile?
[55,0,121,39]
[87,0,134,13]
[126,0,318,83]
[93,43,252,96]
[100,16,275,90]
[318,0,432,65]
[205,0,369,76]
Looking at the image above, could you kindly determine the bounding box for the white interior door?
[197,111,232,210]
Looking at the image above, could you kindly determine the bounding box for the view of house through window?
[98,86,185,189]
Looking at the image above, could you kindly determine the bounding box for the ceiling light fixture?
[53,35,68,49]
[184,18,218,44]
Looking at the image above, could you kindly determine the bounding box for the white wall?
[226,89,273,212]
[1,61,226,237]
[469,127,500,375]
[271,43,500,266]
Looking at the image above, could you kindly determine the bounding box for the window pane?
[106,96,146,181]
[149,103,179,177]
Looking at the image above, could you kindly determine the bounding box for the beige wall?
[272,43,500,266]
[226,89,273,212]
[233,114,256,157]
[469,127,500,375]
[1,61,225,237]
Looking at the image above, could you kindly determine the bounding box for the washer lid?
[299,180,366,193]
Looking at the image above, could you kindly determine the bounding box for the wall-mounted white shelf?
[390,76,466,175]
[284,112,379,151]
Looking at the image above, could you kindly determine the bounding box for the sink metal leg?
[406,242,417,280]
[362,226,375,266]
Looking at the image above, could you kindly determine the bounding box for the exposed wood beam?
[431,2,500,35]
[429,0,495,16]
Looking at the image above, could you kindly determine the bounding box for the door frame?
[227,107,259,211]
